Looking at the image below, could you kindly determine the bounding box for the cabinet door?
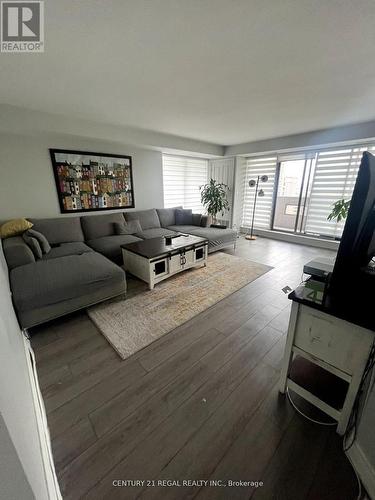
[194,245,206,263]
[183,249,195,268]
[152,258,168,278]
[169,254,182,274]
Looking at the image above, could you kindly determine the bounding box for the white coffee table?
[121,235,208,290]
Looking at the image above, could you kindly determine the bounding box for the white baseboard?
[241,227,340,251]
[347,442,375,500]
[23,335,62,500]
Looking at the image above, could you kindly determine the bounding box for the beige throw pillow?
[0,218,33,239]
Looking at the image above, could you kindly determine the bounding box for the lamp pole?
[247,176,259,240]
[246,174,268,241]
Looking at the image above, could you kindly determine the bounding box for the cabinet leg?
[279,301,299,394]
[337,372,364,435]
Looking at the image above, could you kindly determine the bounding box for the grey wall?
[225,120,375,156]
[0,104,224,157]
[0,132,164,220]
[0,242,50,499]
[0,413,34,500]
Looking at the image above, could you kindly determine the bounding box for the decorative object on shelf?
[327,198,351,223]
[49,149,135,213]
[199,178,230,225]
[246,174,268,241]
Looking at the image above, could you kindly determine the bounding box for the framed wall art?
[49,149,135,213]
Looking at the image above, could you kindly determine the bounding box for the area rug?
[87,252,271,360]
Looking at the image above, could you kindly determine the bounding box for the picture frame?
[49,149,135,213]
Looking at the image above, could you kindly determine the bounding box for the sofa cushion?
[115,220,142,235]
[134,228,178,240]
[27,229,51,254]
[125,209,160,230]
[156,207,182,228]
[175,208,193,225]
[29,217,84,244]
[42,242,93,260]
[10,252,125,315]
[81,212,125,240]
[200,215,211,227]
[2,236,35,270]
[192,213,202,226]
[22,231,43,259]
[87,234,142,262]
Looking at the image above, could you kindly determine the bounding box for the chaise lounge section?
[3,217,126,328]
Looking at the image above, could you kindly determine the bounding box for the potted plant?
[327,198,351,223]
[200,178,230,225]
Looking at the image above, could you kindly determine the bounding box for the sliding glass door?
[272,159,305,232]
[271,157,316,234]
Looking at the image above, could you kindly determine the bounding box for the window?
[239,142,375,239]
[242,156,277,229]
[162,155,208,212]
[304,146,375,238]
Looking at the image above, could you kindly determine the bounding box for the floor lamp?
[245,174,268,241]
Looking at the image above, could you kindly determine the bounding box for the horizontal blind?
[208,157,235,225]
[162,155,208,212]
[305,145,375,238]
[242,156,277,229]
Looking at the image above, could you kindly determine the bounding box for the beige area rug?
[87,252,271,360]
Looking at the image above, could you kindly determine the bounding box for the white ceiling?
[1,0,375,146]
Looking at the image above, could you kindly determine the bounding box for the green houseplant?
[200,178,230,224]
[327,198,351,223]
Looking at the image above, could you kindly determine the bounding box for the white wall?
[0,132,164,220]
[0,243,50,499]
[348,378,375,499]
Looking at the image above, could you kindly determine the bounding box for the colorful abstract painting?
[49,149,135,213]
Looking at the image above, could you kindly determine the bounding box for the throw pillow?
[114,220,143,235]
[27,228,51,254]
[0,218,33,239]
[200,215,211,227]
[175,209,193,225]
[22,231,43,259]
[192,213,202,226]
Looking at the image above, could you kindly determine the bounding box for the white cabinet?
[280,301,374,435]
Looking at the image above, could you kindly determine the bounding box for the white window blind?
[162,155,208,212]
[305,144,375,238]
[241,156,277,229]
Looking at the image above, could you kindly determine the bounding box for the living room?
[1,2,375,500]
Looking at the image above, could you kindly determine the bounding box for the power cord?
[343,341,375,452]
[286,388,336,426]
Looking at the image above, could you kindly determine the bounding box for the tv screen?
[330,151,375,291]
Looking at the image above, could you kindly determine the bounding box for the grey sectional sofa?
[2,207,236,328]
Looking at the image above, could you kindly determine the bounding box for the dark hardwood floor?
[30,236,358,500]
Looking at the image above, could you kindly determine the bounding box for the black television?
[329,151,375,298]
